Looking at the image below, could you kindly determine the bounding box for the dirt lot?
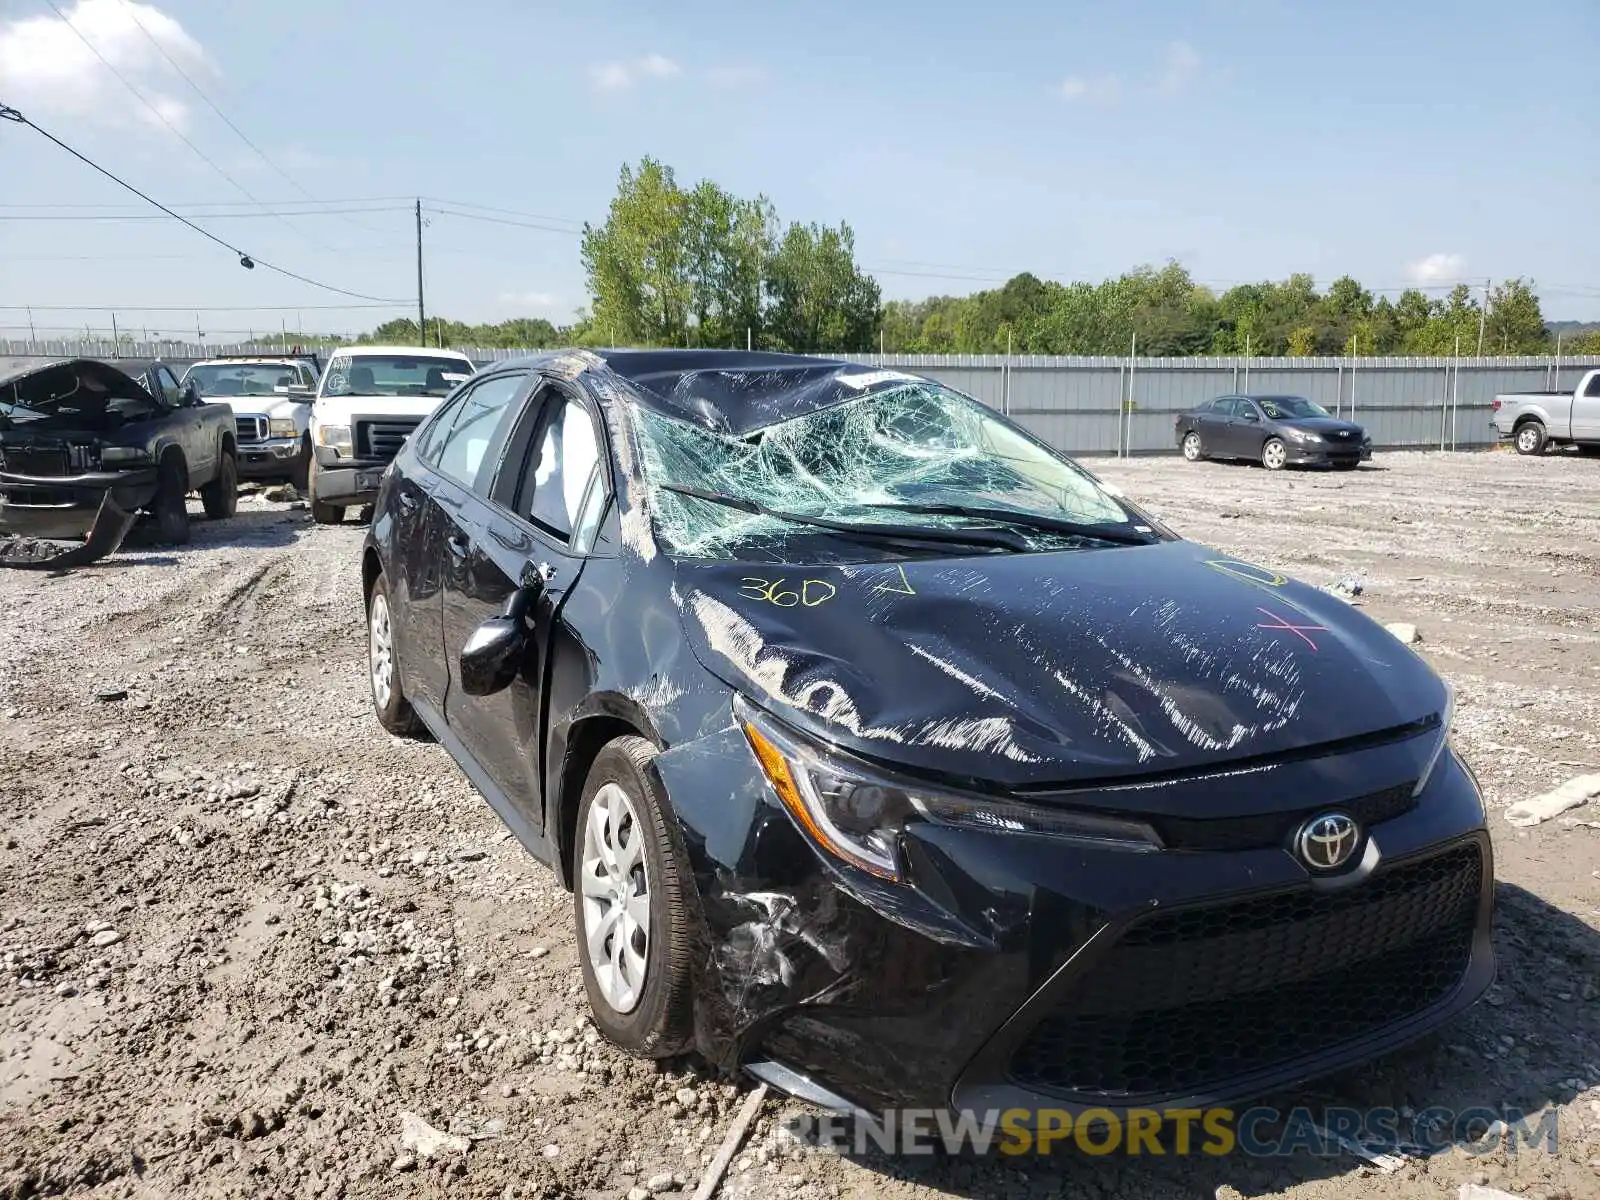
[2,450,1598,1200]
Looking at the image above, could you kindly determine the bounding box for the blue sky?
[2,0,1597,341]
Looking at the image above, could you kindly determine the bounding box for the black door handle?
[446,532,470,558]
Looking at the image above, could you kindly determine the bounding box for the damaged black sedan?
[362,350,1492,1122]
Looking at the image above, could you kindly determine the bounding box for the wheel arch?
[361,546,383,609]
[550,698,663,892]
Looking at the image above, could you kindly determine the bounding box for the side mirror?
[287,384,314,399]
[1241,410,1260,422]
[182,382,202,405]
[458,583,540,696]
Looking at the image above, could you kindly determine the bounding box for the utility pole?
[1476,278,1490,355]
[111,312,118,348]
[26,306,36,350]
[415,199,427,348]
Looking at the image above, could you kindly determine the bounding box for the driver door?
[440,379,610,835]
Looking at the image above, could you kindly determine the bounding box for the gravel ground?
[2,450,1598,1200]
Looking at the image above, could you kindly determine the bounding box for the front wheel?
[1181,431,1203,462]
[367,574,424,737]
[289,437,312,493]
[200,451,238,519]
[307,457,344,525]
[573,737,694,1058]
[1514,422,1547,455]
[151,454,191,544]
[1261,437,1288,471]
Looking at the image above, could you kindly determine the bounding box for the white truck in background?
[306,345,476,524]
[1492,368,1600,456]
[180,353,323,489]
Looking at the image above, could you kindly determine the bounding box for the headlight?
[736,696,1162,881]
[269,418,298,439]
[316,424,353,454]
[1412,683,1454,797]
[99,446,149,466]
[1287,428,1323,443]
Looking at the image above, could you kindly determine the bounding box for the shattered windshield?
[632,381,1142,561]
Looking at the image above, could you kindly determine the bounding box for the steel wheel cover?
[580,782,652,1014]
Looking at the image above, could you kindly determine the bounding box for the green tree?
[1484,278,1548,354]
[1286,326,1317,356]
[763,221,881,352]
[581,157,694,345]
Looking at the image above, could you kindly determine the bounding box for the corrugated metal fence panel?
[6,342,1598,456]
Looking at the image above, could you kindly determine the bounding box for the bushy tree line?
[353,158,1598,356]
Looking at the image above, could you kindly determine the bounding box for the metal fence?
[6,340,1596,457]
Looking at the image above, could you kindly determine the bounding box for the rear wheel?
[1261,437,1288,471]
[1181,431,1203,462]
[151,453,191,544]
[307,457,344,525]
[573,737,694,1058]
[200,450,238,519]
[367,574,424,737]
[1514,421,1547,455]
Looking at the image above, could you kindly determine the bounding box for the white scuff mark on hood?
[1052,669,1157,762]
[907,643,1008,703]
[835,368,919,390]
[688,590,1041,762]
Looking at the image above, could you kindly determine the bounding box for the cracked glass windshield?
[632,381,1141,561]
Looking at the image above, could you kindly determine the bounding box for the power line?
[0,303,402,312]
[1,104,407,304]
[428,206,584,235]
[37,0,327,251]
[0,196,420,209]
[420,196,585,229]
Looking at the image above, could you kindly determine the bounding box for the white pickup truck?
[1492,368,1600,455]
[181,354,322,488]
[306,345,476,524]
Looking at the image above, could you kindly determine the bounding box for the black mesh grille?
[357,419,422,461]
[1007,844,1482,1101]
[235,417,267,444]
[0,447,69,477]
[1149,782,1416,853]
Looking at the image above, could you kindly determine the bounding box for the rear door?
[440,378,611,835]
[1572,371,1600,441]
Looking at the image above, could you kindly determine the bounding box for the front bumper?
[657,733,1493,1123]
[237,436,304,478]
[0,467,159,539]
[311,447,389,506]
[1284,441,1372,465]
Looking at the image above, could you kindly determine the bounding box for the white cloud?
[1058,40,1205,105]
[589,53,682,91]
[0,0,209,131]
[1155,40,1202,94]
[1058,73,1121,104]
[1408,253,1467,283]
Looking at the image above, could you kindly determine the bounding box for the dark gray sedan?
[1175,394,1372,470]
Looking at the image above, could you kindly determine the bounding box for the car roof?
[491,348,919,435]
[328,345,474,359]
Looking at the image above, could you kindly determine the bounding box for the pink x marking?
[1254,607,1328,651]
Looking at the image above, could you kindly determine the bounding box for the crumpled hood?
[672,540,1445,790]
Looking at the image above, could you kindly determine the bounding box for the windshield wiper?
[860,501,1158,545]
[657,484,1034,551]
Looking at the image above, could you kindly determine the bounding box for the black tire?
[1333,460,1360,471]
[366,573,425,737]
[307,456,344,525]
[289,436,311,492]
[151,453,191,545]
[572,736,694,1058]
[200,450,238,519]
[1180,431,1204,462]
[1514,421,1547,456]
[1261,436,1289,471]
[1575,443,1600,458]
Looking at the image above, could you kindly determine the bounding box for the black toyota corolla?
[361,349,1492,1121]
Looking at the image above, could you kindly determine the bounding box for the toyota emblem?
[1295,812,1360,871]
